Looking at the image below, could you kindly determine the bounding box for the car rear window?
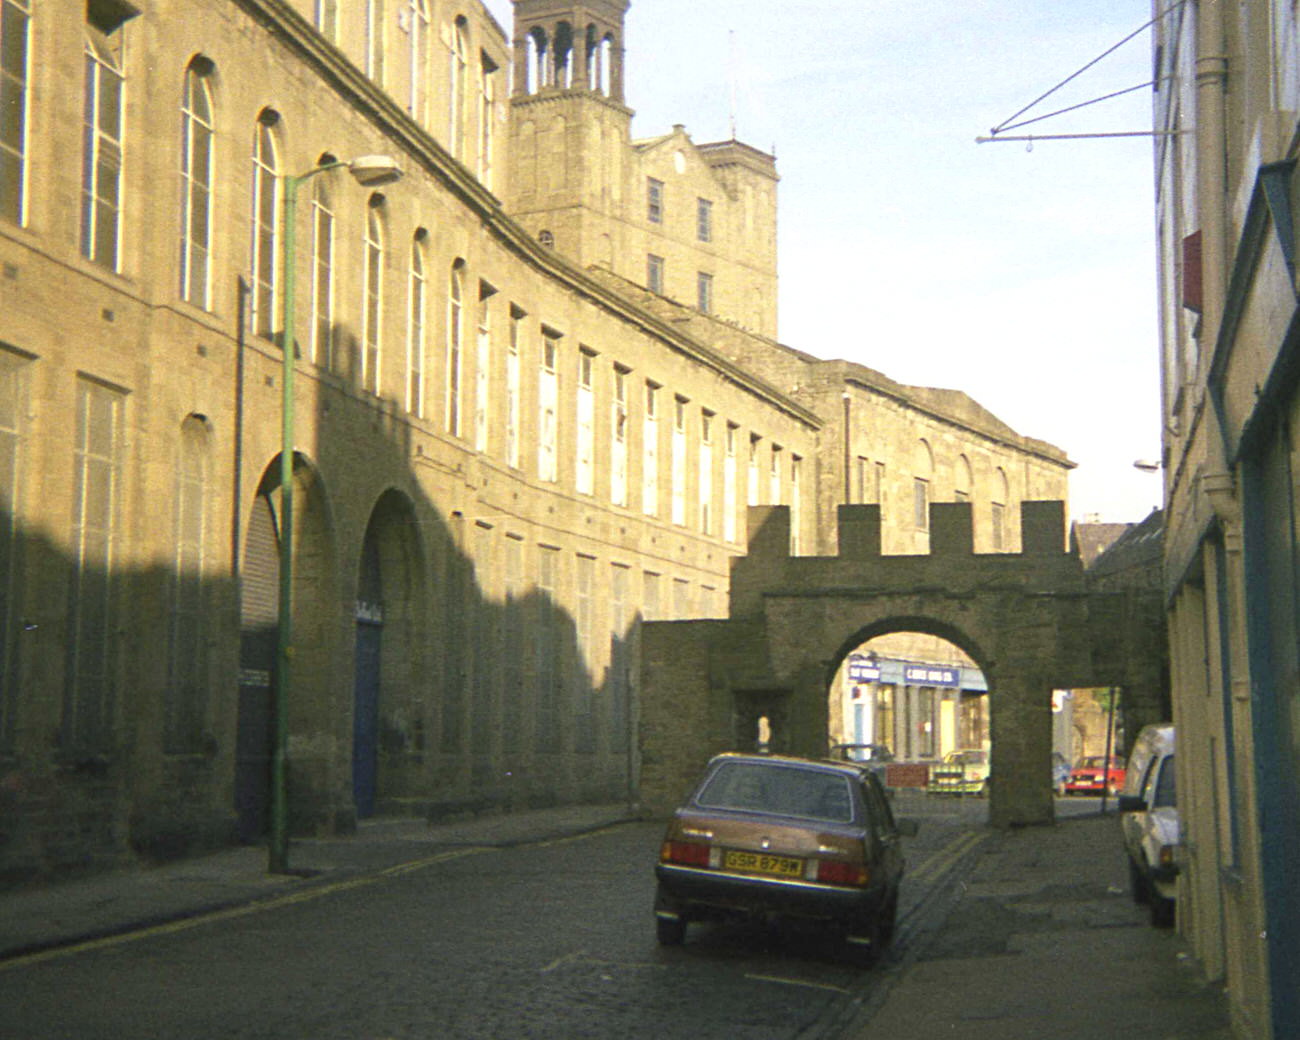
[695,762,855,823]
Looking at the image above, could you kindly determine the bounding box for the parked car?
[1064,755,1126,796]
[1051,751,1071,795]
[1118,723,1179,927]
[828,743,894,785]
[926,749,990,796]
[654,752,917,962]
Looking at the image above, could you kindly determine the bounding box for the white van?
[1118,723,1178,926]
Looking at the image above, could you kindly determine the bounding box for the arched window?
[478,52,498,187]
[249,111,280,340]
[913,439,933,531]
[362,195,386,394]
[538,229,554,248]
[310,178,335,368]
[406,230,428,417]
[553,21,573,88]
[446,260,465,434]
[993,467,1009,551]
[584,25,598,91]
[407,0,430,122]
[448,17,468,157]
[526,27,547,93]
[166,415,210,752]
[82,24,126,269]
[598,34,614,96]
[954,454,973,502]
[1,0,32,225]
[179,59,215,308]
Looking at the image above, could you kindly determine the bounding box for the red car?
[1065,755,1126,796]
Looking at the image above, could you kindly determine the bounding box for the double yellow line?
[908,830,986,886]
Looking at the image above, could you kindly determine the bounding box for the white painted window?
[537,332,559,482]
[249,113,279,339]
[362,201,385,395]
[67,378,124,750]
[643,382,659,516]
[407,0,430,121]
[448,17,468,157]
[0,351,25,750]
[748,434,760,506]
[0,0,30,226]
[723,422,738,543]
[179,61,214,308]
[310,182,335,369]
[576,350,595,495]
[479,53,498,187]
[770,444,782,504]
[647,254,664,294]
[791,455,803,553]
[82,25,125,270]
[406,233,427,416]
[506,308,522,468]
[611,366,628,507]
[166,416,209,752]
[647,177,663,223]
[671,396,687,526]
[366,0,385,83]
[474,285,492,452]
[699,411,714,535]
[696,271,713,314]
[446,262,465,434]
[314,0,337,38]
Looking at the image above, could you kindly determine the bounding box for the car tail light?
[660,840,710,868]
[815,859,870,887]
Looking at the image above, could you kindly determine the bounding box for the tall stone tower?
[505,0,779,339]
[506,0,633,265]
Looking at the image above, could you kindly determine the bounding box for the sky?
[484,0,1163,524]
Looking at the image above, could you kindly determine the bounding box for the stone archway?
[234,453,341,839]
[351,489,425,819]
[639,502,1166,828]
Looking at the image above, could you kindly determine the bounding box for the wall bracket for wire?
[977,0,1188,145]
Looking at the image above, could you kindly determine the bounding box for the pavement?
[850,798,1234,1040]
[0,800,1234,1039]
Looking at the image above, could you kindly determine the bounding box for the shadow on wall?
[0,311,639,884]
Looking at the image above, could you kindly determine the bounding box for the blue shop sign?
[847,655,881,682]
[903,664,960,688]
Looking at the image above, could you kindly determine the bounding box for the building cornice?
[235,0,818,429]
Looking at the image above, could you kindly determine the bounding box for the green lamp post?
[270,154,403,874]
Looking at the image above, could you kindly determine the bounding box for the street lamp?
[269,154,403,874]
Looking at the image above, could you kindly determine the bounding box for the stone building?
[1151,2,1300,1036]
[0,0,1068,883]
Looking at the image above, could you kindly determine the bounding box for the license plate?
[722,849,804,878]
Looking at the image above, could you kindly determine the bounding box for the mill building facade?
[0,0,1069,881]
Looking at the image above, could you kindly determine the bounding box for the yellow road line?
[0,846,491,972]
[745,973,850,994]
[909,830,985,885]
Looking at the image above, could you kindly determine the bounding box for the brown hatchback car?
[654,753,917,961]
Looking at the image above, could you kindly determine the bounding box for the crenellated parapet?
[644,496,1164,829]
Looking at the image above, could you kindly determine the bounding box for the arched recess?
[352,488,425,818]
[234,452,339,840]
[825,615,991,770]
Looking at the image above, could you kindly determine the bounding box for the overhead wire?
[987,0,1189,139]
